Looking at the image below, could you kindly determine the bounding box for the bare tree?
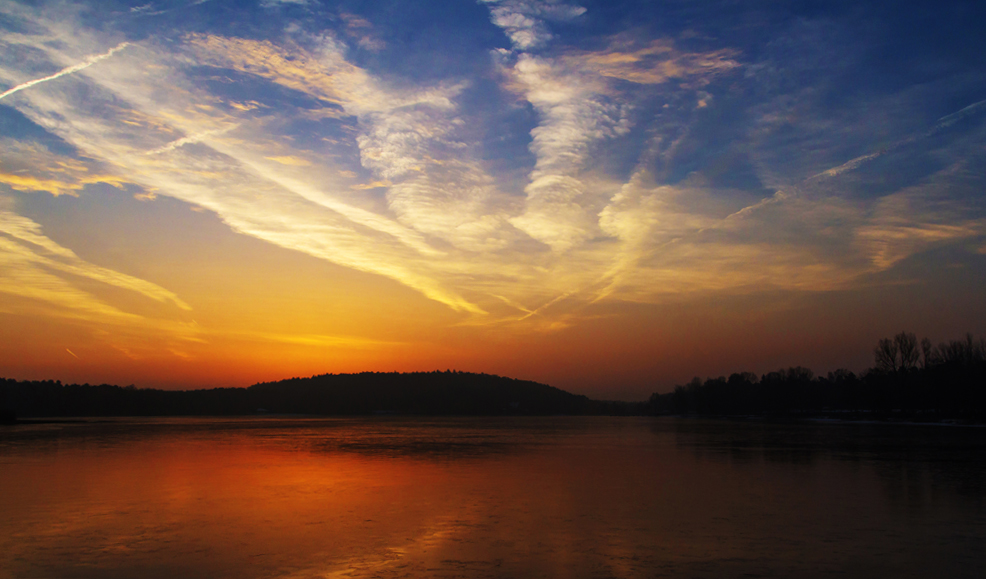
[895,332,919,370]
[967,333,986,362]
[874,337,899,372]
[936,333,986,365]
[920,337,935,368]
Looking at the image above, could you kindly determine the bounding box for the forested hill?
[1,371,634,419]
[248,371,603,415]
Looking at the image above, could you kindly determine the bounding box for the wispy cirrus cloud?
[498,52,628,251]
[0,205,197,343]
[3,26,476,309]
[1,0,984,342]
[855,164,986,270]
[0,140,129,196]
[484,4,742,253]
[186,32,514,255]
[561,38,740,86]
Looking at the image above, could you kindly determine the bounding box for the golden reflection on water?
[1,417,985,578]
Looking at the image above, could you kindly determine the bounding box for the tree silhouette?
[874,337,900,372]
[895,332,920,370]
[648,332,986,420]
[921,337,934,368]
[873,332,919,372]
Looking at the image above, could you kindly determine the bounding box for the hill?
[0,371,640,418]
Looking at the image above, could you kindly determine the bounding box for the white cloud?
[480,0,586,50]
[1,3,984,336]
[498,53,629,251]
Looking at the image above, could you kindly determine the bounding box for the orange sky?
[3,186,983,399]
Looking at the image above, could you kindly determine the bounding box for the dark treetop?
[648,333,986,421]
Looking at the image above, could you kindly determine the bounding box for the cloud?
[483,15,741,253]
[592,173,855,301]
[801,101,986,183]
[221,329,405,350]
[496,52,629,251]
[855,170,986,269]
[0,209,190,310]
[145,126,238,155]
[934,98,986,130]
[1,3,984,338]
[265,155,312,166]
[0,26,486,311]
[189,33,513,252]
[0,208,198,348]
[0,140,130,196]
[0,41,130,101]
[260,0,308,8]
[858,220,984,270]
[351,180,391,190]
[480,0,586,50]
[560,38,740,86]
[339,12,386,51]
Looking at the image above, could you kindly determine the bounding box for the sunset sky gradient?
[2,0,985,399]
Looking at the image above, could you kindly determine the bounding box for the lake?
[2,417,985,578]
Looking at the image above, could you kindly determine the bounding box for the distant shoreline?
[0,372,648,420]
[4,414,986,429]
[5,332,985,423]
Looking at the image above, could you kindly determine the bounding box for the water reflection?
[665,418,986,503]
[2,417,985,578]
[0,417,575,460]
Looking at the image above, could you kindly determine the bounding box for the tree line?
[648,332,986,420]
[0,370,639,420]
[2,333,983,421]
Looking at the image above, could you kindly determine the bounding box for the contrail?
[0,42,131,101]
[808,150,887,180]
[934,98,986,130]
[719,97,986,225]
[806,97,986,183]
[66,349,79,359]
[145,125,238,155]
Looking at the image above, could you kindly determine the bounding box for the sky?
[1,0,985,400]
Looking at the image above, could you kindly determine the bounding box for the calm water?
[2,417,985,578]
